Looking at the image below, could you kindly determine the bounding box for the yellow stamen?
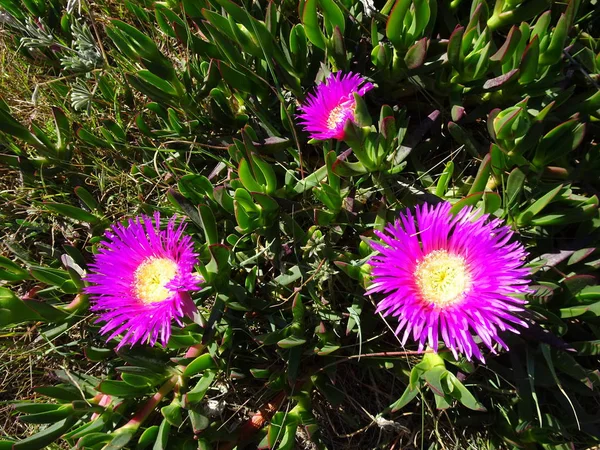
[133,257,178,304]
[414,250,470,308]
[327,103,351,130]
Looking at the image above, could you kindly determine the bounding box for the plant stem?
[120,375,177,431]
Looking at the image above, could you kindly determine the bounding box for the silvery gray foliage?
[60,20,103,72]
[66,0,82,15]
[0,10,22,29]
[70,78,93,112]
[20,18,55,49]
[359,0,375,16]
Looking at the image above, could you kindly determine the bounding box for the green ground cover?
[0,0,599,448]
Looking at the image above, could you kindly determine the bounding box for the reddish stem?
[121,375,178,431]
[218,391,287,450]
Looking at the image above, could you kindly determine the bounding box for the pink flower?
[297,71,374,140]
[367,202,530,362]
[85,212,202,349]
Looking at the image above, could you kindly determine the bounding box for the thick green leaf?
[277,335,306,348]
[19,405,73,424]
[161,402,182,427]
[320,0,345,34]
[0,256,29,283]
[519,36,539,84]
[386,0,412,49]
[405,38,428,69]
[97,380,148,397]
[540,13,568,65]
[185,371,216,404]
[43,202,100,224]
[447,25,465,69]
[183,354,217,377]
[12,417,76,449]
[390,384,419,412]
[490,26,522,63]
[136,426,159,450]
[468,153,491,195]
[517,184,563,226]
[0,288,41,327]
[446,372,486,411]
[424,366,447,396]
[505,167,526,208]
[302,0,326,50]
[198,204,219,245]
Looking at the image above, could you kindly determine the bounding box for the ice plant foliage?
[297,71,374,140]
[367,202,530,362]
[85,212,201,349]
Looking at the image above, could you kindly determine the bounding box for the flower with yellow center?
[414,250,470,308]
[297,71,374,140]
[367,202,531,362]
[326,102,354,131]
[133,257,179,304]
[85,212,202,349]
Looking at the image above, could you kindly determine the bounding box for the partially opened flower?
[85,212,202,349]
[367,202,530,362]
[297,71,374,140]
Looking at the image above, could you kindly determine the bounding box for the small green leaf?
[533,120,585,168]
[435,161,454,197]
[519,36,539,85]
[198,204,219,245]
[390,384,419,412]
[43,202,100,224]
[450,193,483,215]
[19,405,73,424]
[490,25,522,63]
[446,372,486,411]
[189,410,210,433]
[277,335,306,348]
[74,186,100,212]
[320,0,345,34]
[239,158,264,193]
[505,167,526,208]
[137,426,159,450]
[424,366,448,396]
[386,0,412,49]
[77,432,113,449]
[178,175,213,204]
[52,107,71,155]
[12,417,76,449]
[540,13,568,65]
[97,380,148,397]
[34,386,82,402]
[517,184,563,226]
[185,371,216,404]
[0,256,29,283]
[29,267,72,289]
[447,25,465,69]
[183,354,217,377]
[0,287,41,327]
[303,0,326,50]
[405,37,428,69]
[161,402,182,427]
[468,153,491,195]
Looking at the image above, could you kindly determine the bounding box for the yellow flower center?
[133,257,178,304]
[327,103,352,130]
[414,250,470,308]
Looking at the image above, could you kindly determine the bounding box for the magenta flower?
[297,71,374,140]
[85,212,202,349]
[367,202,530,362]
